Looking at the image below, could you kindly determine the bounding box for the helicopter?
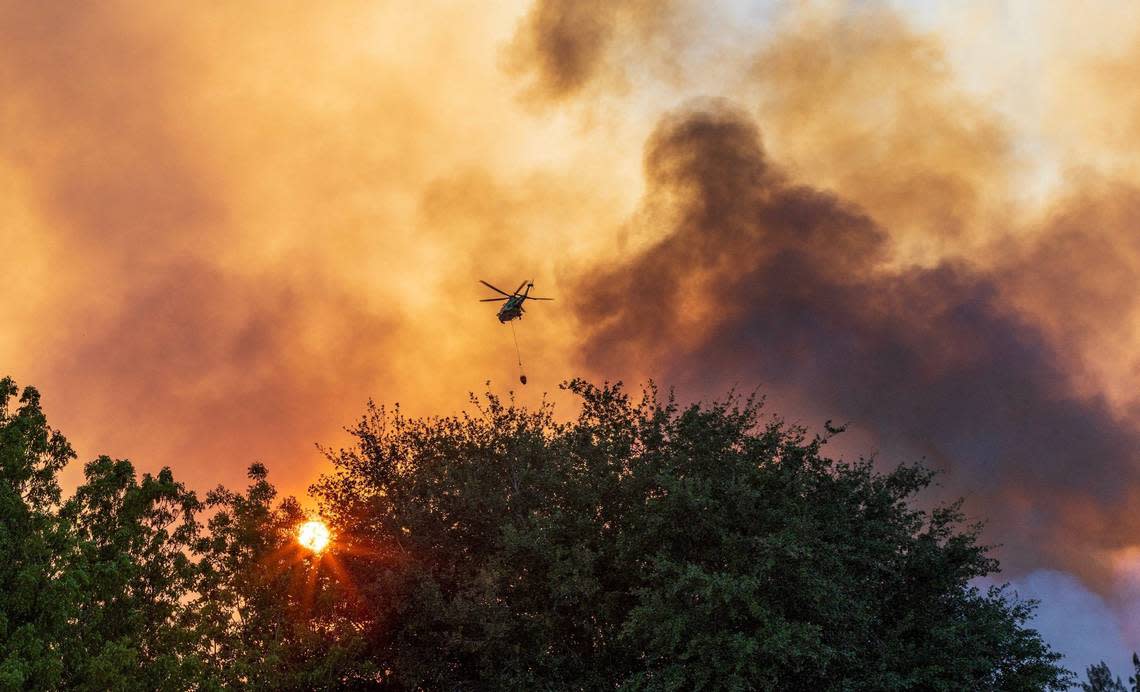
[479,279,552,323]
[480,279,553,385]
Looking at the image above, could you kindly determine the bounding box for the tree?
[1083,661,1127,692]
[314,380,1075,690]
[191,463,372,690]
[0,379,205,690]
[0,378,78,689]
[0,376,1079,688]
[60,456,206,690]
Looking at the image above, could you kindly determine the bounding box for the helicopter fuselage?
[497,296,525,322]
[481,279,550,323]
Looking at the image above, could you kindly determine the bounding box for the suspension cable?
[509,320,526,384]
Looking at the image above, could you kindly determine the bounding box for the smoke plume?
[572,103,1140,587]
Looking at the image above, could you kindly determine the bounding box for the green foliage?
[0,378,77,690]
[61,456,206,690]
[313,380,1075,690]
[0,376,1078,689]
[0,379,206,690]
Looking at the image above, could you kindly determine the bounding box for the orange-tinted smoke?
[0,2,406,496]
[507,0,679,103]
[571,102,1140,590]
[499,0,1140,598]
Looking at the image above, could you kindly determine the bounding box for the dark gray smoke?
[573,103,1140,582]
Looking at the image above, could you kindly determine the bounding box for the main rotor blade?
[513,280,528,296]
[479,298,509,302]
[523,296,553,301]
[479,280,512,297]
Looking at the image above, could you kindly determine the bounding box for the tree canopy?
[0,376,1075,689]
[1078,654,1140,692]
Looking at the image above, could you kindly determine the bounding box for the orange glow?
[10,0,1140,635]
[297,519,331,553]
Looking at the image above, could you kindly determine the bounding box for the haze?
[4,0,1140,671]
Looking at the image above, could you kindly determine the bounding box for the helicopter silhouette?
[479,280,553,385]
[479,279,553,323]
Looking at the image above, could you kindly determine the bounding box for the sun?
[297,519,331,553]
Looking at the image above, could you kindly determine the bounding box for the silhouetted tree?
[0,376,1079,689]
[314,380,1075,690]
[191,463,372,690]
[1083,660,1127,692]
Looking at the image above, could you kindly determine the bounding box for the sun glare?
[297,519,331,553]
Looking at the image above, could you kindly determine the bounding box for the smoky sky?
[1,0,555,498]
[6,0,1140,660]
[507,0,677,102]
[572,103,1140,585]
